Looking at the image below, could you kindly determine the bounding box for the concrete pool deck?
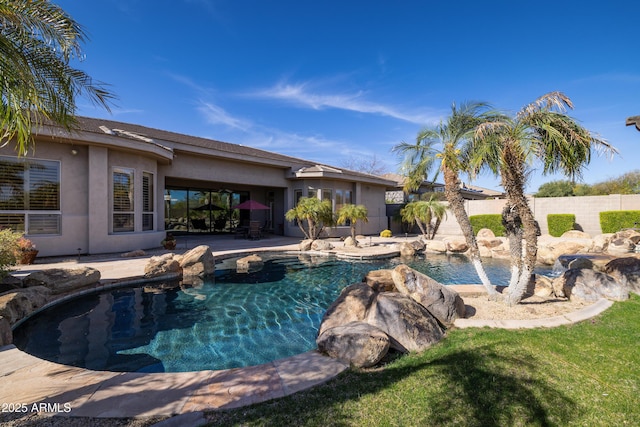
[0,234,613,422]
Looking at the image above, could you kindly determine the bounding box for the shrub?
[469,214,505,237]
[600,210,640,234]
[547,214,576,237]
[379,229,392,238]
[0,229,22,279]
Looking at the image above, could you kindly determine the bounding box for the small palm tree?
[393,102,501,297]
[285,197,334,240]
[473,92,617,305]
[0,0,114,155]
[336,204,369,244]
[400,196,447,240]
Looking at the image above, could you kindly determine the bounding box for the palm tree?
[285,197,334,240]
[336,204,368,244]
[0,0,114,155]
[473,92,617,305]
[393,102,500,297]
[400,196,447,240]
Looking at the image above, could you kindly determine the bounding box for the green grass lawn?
[206,294,640,426]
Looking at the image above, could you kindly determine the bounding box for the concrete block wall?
[434,194,640,237]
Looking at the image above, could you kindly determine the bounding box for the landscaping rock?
[606,238,635,255]
[318,283,377,337]
[299,239,313,251]
[178,245,214,277]
[236,254,264,273]
[592,234,613,253]
[410,239,426,251]
[366,292,445,353]
[561,230,591,239]
[121,249,146,257]
[444,237,468,253]
[364,269,395,292]
[391,264,465,327]
[144,253,182,278]
[316,321,390,368]
[554,268,629,302]
[22,267,101,294]
[603,257,640,294]
[568,257,594,270]
[0,316,12,346]
[311,240,334,251]
[343,236,358,247]
[424,239,447,253]
[477,228,496,239]
[398,242,416,257]
[0,287,49,325]
[533,275,555,298]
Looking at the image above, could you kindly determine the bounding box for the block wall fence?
[433,194,640,237]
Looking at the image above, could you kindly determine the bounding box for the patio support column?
[87,146,109,254]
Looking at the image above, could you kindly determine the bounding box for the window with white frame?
[142,172,154,231]
[0,156,61,234]
[112,167,134,233]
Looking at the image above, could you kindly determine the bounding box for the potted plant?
[16,236,38,264]
[161,232,177,250]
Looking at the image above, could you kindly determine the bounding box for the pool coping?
[1,237,616,421]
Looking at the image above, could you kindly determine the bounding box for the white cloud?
[250,81,439,125]
[197,101,251,131]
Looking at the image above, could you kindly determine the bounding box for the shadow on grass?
[206,344,577,426]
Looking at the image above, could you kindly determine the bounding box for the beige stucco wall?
[435,194,640,237]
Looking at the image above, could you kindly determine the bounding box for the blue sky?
[57,0,639,192]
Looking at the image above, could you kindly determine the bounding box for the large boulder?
[144,253,182,278]
[366,292,445,353]
[592,234,613,253]
[444,237,468,253]
[607,238,636,255]
[236,254,264,273]
[0,316,11,346]
[561,230,591,239]
[424,240,447,254]
[364,269,395,292]
[343,236,358,247]
[391,265,465,327]
[0,287,49,325]
[22,267,101,294]
[553,268,629,302]
[477,228,496,239]
[603,257,640,294]
[311,240,334,251]
[316,321,390,368]
[398,242,416,257]
[299,239,313,251]
[177,245,214,277]
[318,283,377,337]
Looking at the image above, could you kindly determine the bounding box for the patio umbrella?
[194,202,225,211]
[233,199,270,221]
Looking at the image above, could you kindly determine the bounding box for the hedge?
[469,214,505,237]
[600,210,640,234]
[547,214,576,237]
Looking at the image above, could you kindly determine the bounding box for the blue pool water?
[13,253,552,373]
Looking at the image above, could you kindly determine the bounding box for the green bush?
[547,214,576,237]
[469,214,505,237]
[0,229,21,279]
[379,229,392,238]
[600,210,640,234]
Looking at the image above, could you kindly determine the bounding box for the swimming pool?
[13,253,552,373]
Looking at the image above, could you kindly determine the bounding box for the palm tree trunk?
[443,166,498,296]
[502,166,538,306]
[502,203,523,288]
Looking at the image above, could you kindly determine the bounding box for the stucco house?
[0,117,395,257]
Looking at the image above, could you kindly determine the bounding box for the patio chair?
[248,221,262,240]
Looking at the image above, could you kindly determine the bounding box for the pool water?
[13,253,552,373]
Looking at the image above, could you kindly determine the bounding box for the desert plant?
[336,204,369,244]
[469,214,505,237]
[0,228,22,279]
[547,214,576,236]
[285,197,334,240]
[600,210,640,233]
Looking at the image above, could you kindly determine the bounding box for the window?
[308,188,318,199]
[142,172,154,231]
[0,156,61,234]
[113,168,134,232]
